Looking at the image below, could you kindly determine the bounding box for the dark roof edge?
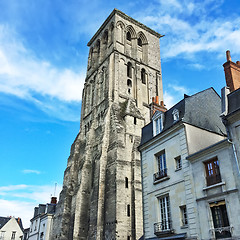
[87,9,163,46]
[186,139,229,160]
[188,87,221,99]
[138,120,182,150]
[139,120,226,150]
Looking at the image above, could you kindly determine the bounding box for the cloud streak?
[137,0,240,62]
[0,184,62,228]
[0,24,84,121]
[22,169,41,174]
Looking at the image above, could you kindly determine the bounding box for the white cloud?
[0,24,84,121]
[22,169,41,174]
[138,1,240,61]
[0,184,62,228]
[0,199,35,228]
[163,84,190,109]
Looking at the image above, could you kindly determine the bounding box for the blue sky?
[0,0,240,228]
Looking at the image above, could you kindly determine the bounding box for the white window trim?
[153,111,163,136]
[172,108,179,121]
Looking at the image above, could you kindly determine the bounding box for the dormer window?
[172,109,179,121]
[152,111,163,136]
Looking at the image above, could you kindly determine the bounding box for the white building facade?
[139,51,240,240]
[28,198,56,240]
[0,217,23,240]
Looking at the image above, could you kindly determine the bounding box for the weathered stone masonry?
[51,9,164,240]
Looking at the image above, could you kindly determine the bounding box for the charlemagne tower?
[51,9,164,240]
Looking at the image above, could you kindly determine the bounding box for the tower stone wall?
[51,9,164,240]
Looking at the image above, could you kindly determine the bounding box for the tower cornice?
[87,8,163,47]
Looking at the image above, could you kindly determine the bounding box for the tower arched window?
[141,68,146,84]
[127,62,132,78]
[126,31,131,41]
[138,38,142,47]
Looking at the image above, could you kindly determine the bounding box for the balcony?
[153,169,168,182]
[211,226,232,239]
[154,220,174,236]
[206,173,221,186]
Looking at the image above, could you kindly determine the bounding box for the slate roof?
[0,217,24,231]
[0,217,10,229]
[140,88,226,146]
[227,87,240,116]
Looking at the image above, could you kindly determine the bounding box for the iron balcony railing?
[154,220,173,235]
[206,173,221,186]
[214,226,232,239]
[153,168,167,182]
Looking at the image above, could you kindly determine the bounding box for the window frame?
[175,156,182,171]
[204,157,221,186]
[157,195,172,231]
[172,109,179,121]
[210,201,231,239]
[152,111,163,136]
[11,231,16,240]
[153,151,168,182]
[180,205,188,226]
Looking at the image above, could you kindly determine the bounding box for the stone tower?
[51,9,164,240]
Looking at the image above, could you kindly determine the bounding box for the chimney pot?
[226,50,231,61]
[51,197,57,204]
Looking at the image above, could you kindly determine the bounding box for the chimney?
[223,50,240,92]
[51,196,57,204]
[151,96,167,118]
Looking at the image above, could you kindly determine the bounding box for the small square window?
[175,156,182,170]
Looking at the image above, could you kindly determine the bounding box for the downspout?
[222,118,240,175]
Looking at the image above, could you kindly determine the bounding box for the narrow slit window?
[127,79,132,87]
[127,204,130,216]
[141,68,146,84]
[125,177,128,188]
[127,62,132,78]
